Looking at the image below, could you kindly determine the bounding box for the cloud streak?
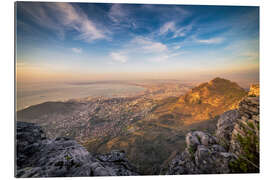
[108,4,126,23]
[71,48,82,54]
[110,52,128,63]
[131,37,168,53]
[108,4,137,30]
[22,2,108,42]
[196,37,224,44]
[159,21,193,38]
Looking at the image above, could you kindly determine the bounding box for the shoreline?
[16,82,147,111]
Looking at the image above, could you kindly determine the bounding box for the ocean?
[16,82,145,111]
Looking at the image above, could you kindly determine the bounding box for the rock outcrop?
[215,110,239,149]
[16,122,138,177]
[229,96,259,173]
[248,84,259,97]
[166,131,236,174]
[167,91,259,174]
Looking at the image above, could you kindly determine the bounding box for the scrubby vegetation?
[229,121,259,173]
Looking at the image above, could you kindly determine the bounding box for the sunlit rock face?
[174,77,247,123]
[248,84,259,97]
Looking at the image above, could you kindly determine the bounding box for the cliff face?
[166,87,260,174]
[16,122,138,177]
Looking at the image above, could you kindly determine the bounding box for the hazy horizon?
[16,2,259,84]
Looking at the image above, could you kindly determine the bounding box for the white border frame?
[1,0,269,180]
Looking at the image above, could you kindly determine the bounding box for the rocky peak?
[208,77,233,85]
[16,122,138,177]
[174,78,247,123]
[179,77,246,105]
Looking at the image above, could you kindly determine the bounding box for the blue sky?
[16,2,259,83]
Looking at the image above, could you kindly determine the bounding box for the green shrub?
[229,123,259,173]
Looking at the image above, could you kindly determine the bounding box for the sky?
[16,2,259,84]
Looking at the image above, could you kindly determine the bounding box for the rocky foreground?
[166,90,259,174]
[16,121,138,177]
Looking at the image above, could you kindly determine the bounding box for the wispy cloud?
[159,21,193,38]
[142,5,190,19]
[148,51,185,62]
[110,52,128,63]
[160,21,175,35]
[148,54,169,62]
[51,3,108,42]
[22,2,108,42]
[108,4,126,23]
[131,37,168,53]
[108,36,186,63]
[196,37,224,44]
[71,48,82,54]
[108,4,136,30]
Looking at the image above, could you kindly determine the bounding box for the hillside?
[155,77,247,125]
[83,78,248,174]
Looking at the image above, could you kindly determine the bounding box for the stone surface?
[16,122,138,177]
[230,96,260,156]
[166,131,235,175]
[215,110,239,149]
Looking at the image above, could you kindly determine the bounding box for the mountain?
[16,77,249,175]
[166,88,259,174]
[163,77,247,124]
